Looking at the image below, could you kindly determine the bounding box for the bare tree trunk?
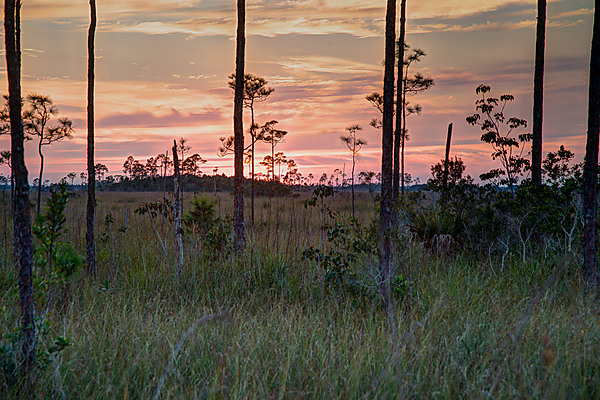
[36,140,43,215]
[11,171,16,271]
[172,140,183,281]
[401,62,408,197]
[393,0,406,203]
[351,153,355,219]
[531,0,546,185]
[583,0,600,291]
[86,0,97,277]
[380,0,396,309]
[443,123,453,189]
[251,108,255,226]
[5,0,36,387]
[163,149,168,199]
[233,0,246,253]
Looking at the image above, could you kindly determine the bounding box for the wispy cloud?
[97,108,223,129]
[25,0,582,38]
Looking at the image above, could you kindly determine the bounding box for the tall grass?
[0,190,599,398]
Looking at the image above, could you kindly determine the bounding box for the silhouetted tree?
[217,134,235,157]
[283,159,298,184]
[87,0,97,276]
[156,153,171,174]
[156,152,172,197]
[274,151,287,180]
[176,137,191,164]
[145,157,159,178]
[227,73,273,226]
[123,156,134,177]
[366,91,384,129]
[428,156,471,188]
[340,124,367,218]
[466,84,530,194]
[233,0,246,252]
[531,0,546,185]
[228,74,274,125]
[94,163,108,181]
[123,155,146,178]
[23,94,73,215]
[67,171,76,187]
[258,120,287,182]
[367,42,433,198]
[380,0,396,308]
[182,153,207,176]
[259,155,274,178]
[5,0,36,386]
[258,151,288,181]
[542,145,575,185]
[583,0,600,291]
[400,47,433,195]
[319,173,327,185]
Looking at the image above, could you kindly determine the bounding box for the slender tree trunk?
[583,0,600,291]
[11,170,16,270]
[393,0,406,202]
[351,153,355,219]
[233,0,246,252]
[272,142,275,182]
[5,0,36,387]
[172,140,183,281]
[443,123,453,189]
[86,0,97,277]
[36,140,43,215]
[251,106,255,226]
[531,0,546,185]
[380,0,396,309]
[400,62,409,196]
[163,149,168,199]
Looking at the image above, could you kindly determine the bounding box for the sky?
[0,0,595,184]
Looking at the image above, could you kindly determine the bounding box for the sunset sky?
[0,0,594,183]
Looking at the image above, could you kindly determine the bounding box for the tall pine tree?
[233,0,246,252]
[380,0,397,308]
[531,0,546,185]
[583,0,600,291]
[87,0,97,276]
[5,0,36,384]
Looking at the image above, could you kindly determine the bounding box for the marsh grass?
[1,190,599,398]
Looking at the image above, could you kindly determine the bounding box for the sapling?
[32,181,82,316]
[466,84,531,194]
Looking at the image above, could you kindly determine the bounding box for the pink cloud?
[97,108,223,129]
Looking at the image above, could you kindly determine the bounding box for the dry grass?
[0,190,599,399]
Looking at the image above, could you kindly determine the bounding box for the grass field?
[1,190,599,399]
